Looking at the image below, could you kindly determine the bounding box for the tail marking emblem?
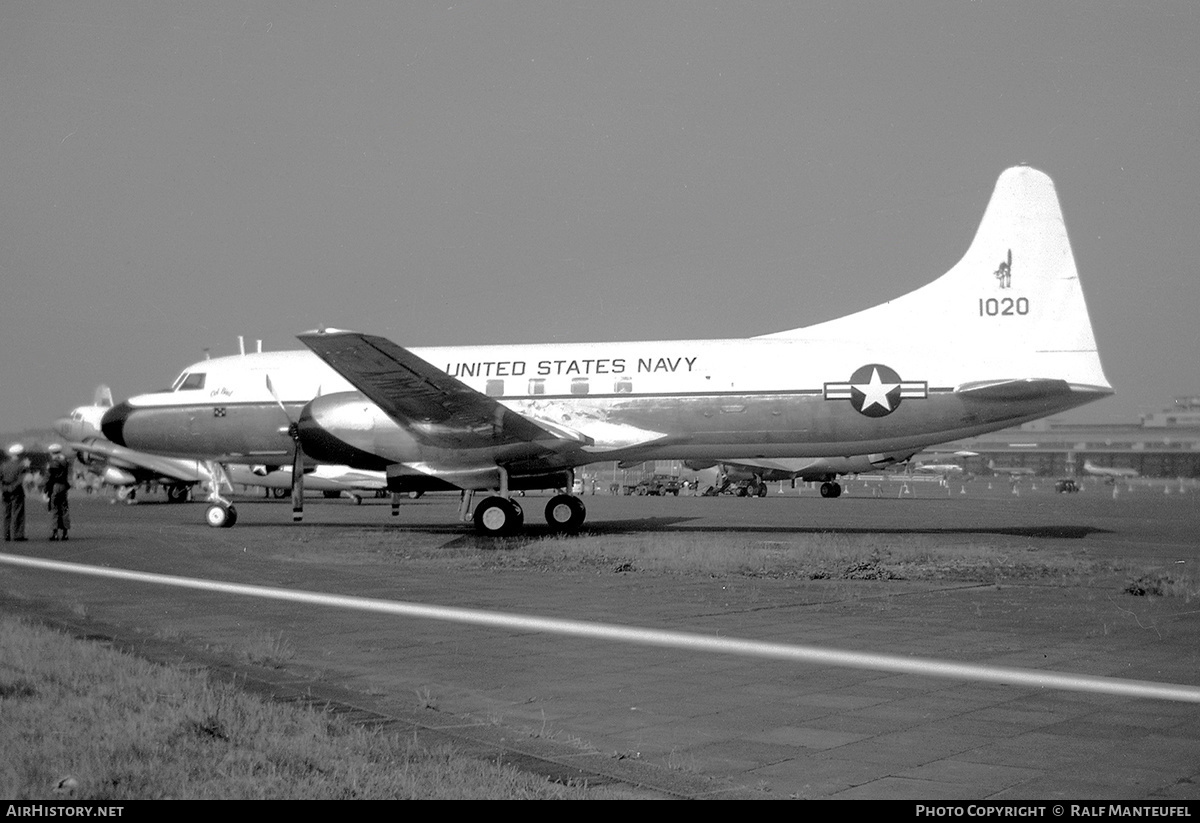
[994,249,1013,289]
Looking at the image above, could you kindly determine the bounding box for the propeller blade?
[265,375,291,418]
[291,438,304,522]
[267,375,306,523]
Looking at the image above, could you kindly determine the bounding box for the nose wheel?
[205,503,238,528]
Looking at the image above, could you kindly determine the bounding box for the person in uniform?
[2,443,29,541]
[44,443,71,541]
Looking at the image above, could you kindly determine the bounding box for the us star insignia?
[824,364,927,418]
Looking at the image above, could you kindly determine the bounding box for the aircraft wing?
[70,438,208,483]
[297,329,585,453]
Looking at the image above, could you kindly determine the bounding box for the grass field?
[0,616,626,800]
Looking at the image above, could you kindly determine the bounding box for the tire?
[545,494,586,533]
[473,496,523,536]
[205,504,236,528]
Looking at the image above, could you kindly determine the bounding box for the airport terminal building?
[954,397,1200,479]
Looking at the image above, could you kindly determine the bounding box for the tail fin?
[764,166,1111,393]
[93,385,114,408]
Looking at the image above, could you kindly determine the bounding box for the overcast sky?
[2,1,1197,433]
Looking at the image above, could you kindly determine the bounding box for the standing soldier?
[44,443,71,541]
[2,444,29,541]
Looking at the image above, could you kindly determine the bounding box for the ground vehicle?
[1055,479,1080,493]
[629,474,683,496]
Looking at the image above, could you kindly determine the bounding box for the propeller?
[266,375,305,522]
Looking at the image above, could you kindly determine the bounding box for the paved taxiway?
[3,480,1199,799]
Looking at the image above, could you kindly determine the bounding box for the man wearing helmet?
[2,444,30,541]
[44,443,71,541]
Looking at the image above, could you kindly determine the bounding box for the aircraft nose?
[101,400,134,445]
[51,417,73,439]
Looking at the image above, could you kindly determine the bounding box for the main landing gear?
[467,491,587,536]
[819,481,843,498]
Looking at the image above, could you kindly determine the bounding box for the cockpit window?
[177,372,206,391]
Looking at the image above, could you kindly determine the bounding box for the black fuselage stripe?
[135,387,958,409]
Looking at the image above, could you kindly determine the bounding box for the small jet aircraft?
[101,166,1113,534]
[1083,459,1139,481]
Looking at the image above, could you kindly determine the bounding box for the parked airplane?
[912,462,965,475]
[54,387,207,501]
[102,166,1113,534]
[224,464,387,504]
[1083,459,1139,481]
[55,386,385,508]
[688,454,915,498]
[986,459,1037,478]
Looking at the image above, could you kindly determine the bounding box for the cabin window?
[614,377,633,394]
[485,379,504,397]
[527,378,546,395]
[570,377,589,396]
[177,373,206,391]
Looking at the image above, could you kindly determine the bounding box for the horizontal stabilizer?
[954,378,1072,401]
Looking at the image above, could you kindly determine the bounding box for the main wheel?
[544,494,586,533]
[473,496,523,536]
[819,482,835,498]
[205,503,237,528]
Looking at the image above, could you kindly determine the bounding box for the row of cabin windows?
[487,377,634,397]
[168,372,633,398]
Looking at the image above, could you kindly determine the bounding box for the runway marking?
[5,553,1200,703]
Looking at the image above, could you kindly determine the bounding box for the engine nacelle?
[101,466,137,486]
[297,391,402,470]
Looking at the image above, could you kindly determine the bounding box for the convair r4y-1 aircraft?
[102,166,1112,535]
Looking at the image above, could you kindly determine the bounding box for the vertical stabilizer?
[764,166,1111,392]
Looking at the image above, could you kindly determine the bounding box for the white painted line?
[5,552,1200,703]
